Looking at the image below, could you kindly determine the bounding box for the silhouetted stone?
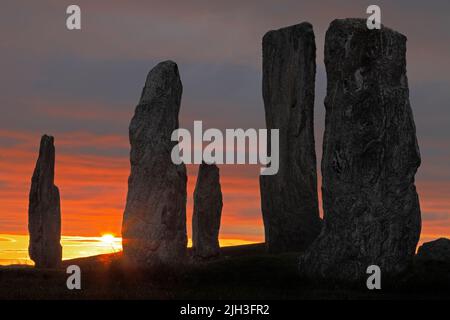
[28,135,62,268]
[260,22,322,253]
[122,61,187,267]
[192,163,223,259]
[299,19,421,281]
[417,238,450,263]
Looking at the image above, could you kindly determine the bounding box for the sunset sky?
[1,1,449,263]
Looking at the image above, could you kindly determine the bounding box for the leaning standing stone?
[260,22,322,253]
[28,135,62,268]
[192,163,223,259]
[299,19,421,281]
[122,61,187,267]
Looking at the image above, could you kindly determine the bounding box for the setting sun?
[101,234,115,244]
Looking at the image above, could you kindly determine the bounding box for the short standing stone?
[192,163,223,259]
[260,22,322,253]
[28,135,62,268]
[122,61,187,267]
[299,19,421,281]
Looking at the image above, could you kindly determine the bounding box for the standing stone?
[122,61,187,267]
[260,22,322,253]
[192,163,223,259]
[28,135,62,268]
[299,19,421,281]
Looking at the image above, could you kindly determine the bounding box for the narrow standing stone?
[28,135,62,268]
[192,163,223,259]
[260,22,322,253]
[299,19,421,281]
[122,61,187,267]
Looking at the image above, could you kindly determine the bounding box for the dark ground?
[0,243,449,300]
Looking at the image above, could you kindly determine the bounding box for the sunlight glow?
[101,234,115,245]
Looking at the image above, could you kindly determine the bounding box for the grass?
[0,243,449,300]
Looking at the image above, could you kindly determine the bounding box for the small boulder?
[417,238,450,263]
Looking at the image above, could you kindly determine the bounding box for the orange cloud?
[0,129,449,248]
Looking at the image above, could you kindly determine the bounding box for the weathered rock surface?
[260,22,322,253]
[192,163,223,259]
[299,19,421,281]
[28,135,62,268]
[416,238,450,263]
[122,61,187,267]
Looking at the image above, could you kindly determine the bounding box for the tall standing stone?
[192,163,223,259]
[260,22,322,253]
[122,61,187,266]
[28,135,62,268]
[299,19,421,281]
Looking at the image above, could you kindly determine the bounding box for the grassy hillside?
[0,244,449,299]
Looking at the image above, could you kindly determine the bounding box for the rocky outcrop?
[192,163,223,259]
[122,61,187,267]
[416,238,450,263]
[28,135,62,268]
[260,22,322,253]
[299,19,421,281]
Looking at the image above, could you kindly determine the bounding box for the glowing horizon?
[0,128,449,265]
[1,1,449,267]
[0,233,259,266]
